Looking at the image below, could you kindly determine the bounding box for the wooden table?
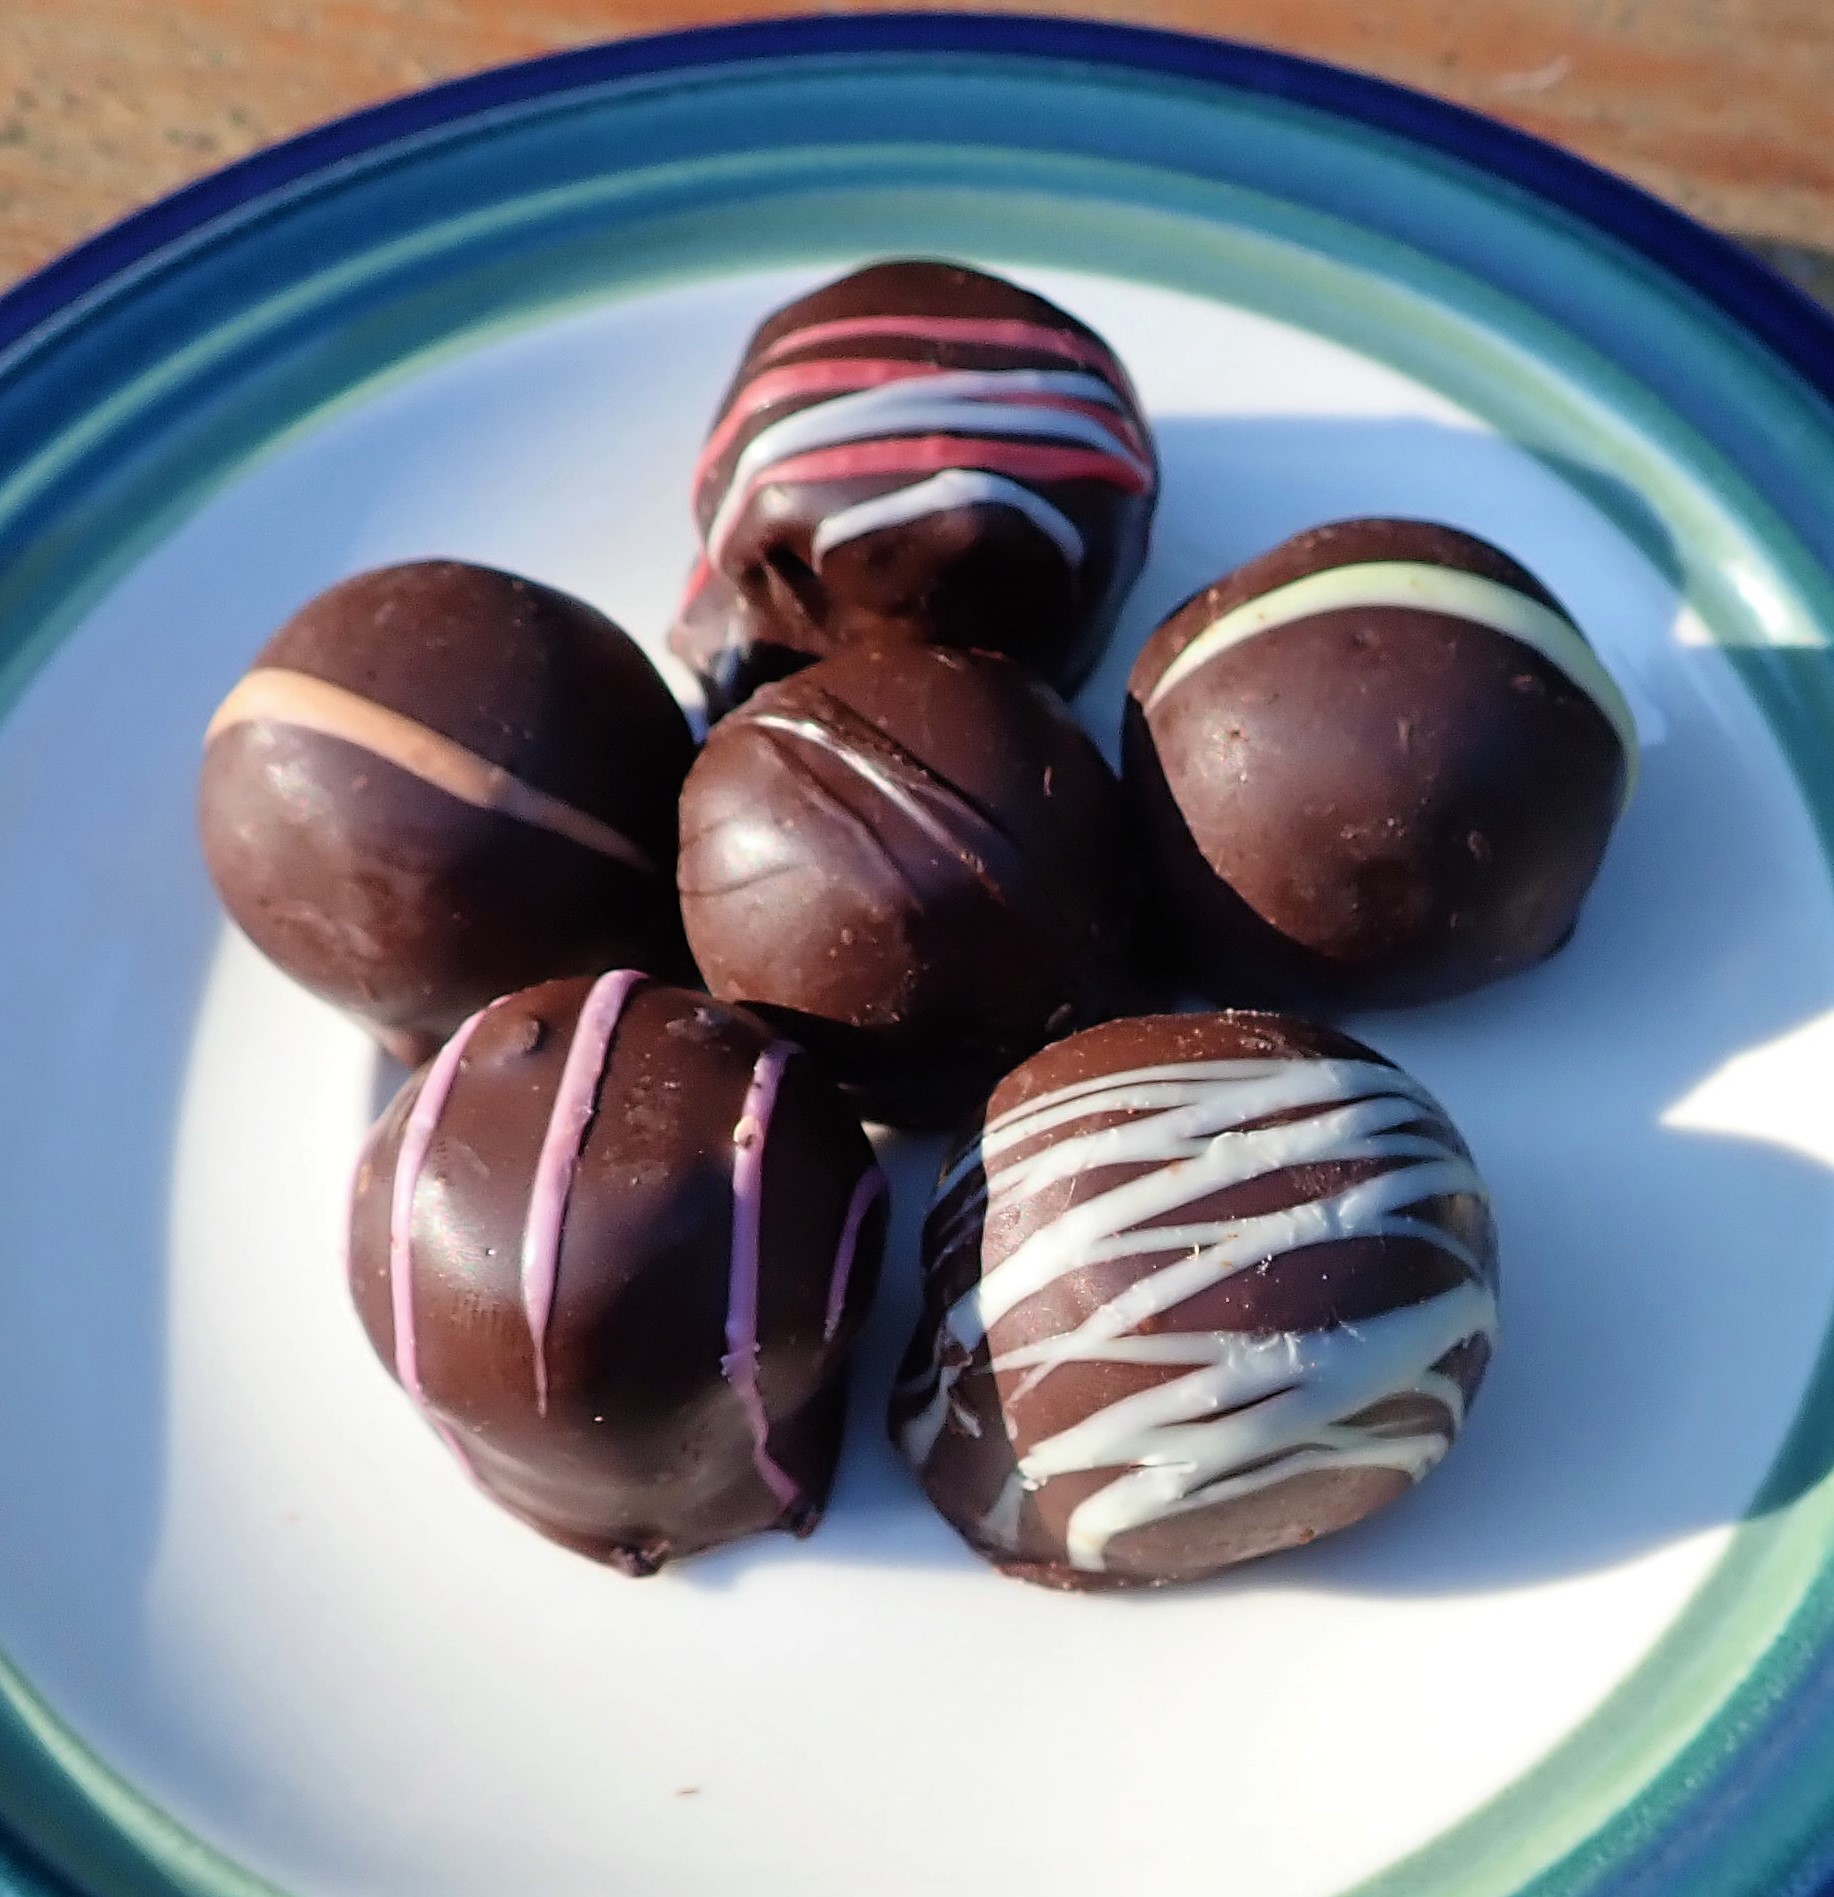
[3,0,1832,305]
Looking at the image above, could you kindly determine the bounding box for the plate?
[4,16,1834,1897]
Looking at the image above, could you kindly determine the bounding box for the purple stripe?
[519,970,647,1417]
[825,1166,888,1341]
[387,1005,493,1403]
[387,1003,506,1478]
[722,1042,802,1511]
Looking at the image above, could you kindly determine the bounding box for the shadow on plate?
[60,409,1830,1618]
[677,412,1834,1599]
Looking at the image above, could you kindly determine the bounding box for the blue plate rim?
[2,10,1832,409]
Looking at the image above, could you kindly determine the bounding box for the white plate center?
[0,269,1826,1897]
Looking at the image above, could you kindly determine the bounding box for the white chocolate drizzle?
[1143,559,1638,796]
[896,1055,1498,1572]
[702,365,1149,564]
[744,710,987,868]
[812,467,1085,566]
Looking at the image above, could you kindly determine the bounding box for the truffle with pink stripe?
[670,258,1158,718]
[347,972,888,1575]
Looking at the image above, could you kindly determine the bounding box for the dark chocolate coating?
[348,974,887,1572]
[677,643,1134,1127]
[672,258,1158,717]
[1123,519,1632,1009]
[199,561,696,1063]
[891,1011,1498,1589]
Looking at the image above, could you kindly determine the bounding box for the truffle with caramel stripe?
[199,561,695,1064]
[677,642,1133,1127]
[348,973,888,1572]
[1123,519,1637,1009]
[670,259,1158,716]
[891,1011,1497,1589]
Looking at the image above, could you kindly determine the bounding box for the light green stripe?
[1144,560,1642,797]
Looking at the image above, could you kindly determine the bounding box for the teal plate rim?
[4,15,1834,1897]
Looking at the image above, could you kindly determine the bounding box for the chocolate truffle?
[892,1011,1497,1589]
[1124,519,1638,1009]
[200,561,696,1065]
[348,972,888,1573]
[677,642,1133,1127]
[671,258,1158,716]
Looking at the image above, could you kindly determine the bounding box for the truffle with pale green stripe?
[1123,518,1636,1010]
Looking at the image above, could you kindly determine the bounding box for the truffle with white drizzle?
[677,641,1134,1127]
[200,561,696,1066]
[1124,519,1638,1009]
[670,259,1158,717]
[348,972,888,1573]
[891,1010,1497,1589]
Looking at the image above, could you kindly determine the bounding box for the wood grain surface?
[2,1,1831,302]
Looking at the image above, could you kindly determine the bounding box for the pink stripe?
[1013,391,1147,444]
[519,970,646,1416]
[722,1042,802,1511]
[678,553,713,608]
[992,392,1148,463]
[757,314,1121,376]
[387,1006,493,1403]
[710,436,1148,563]
[695,358,955,488]
[824,1166,888,1342]
[705,383,1144,488]
[751,435,1146,493]
[427,1416,480,1476]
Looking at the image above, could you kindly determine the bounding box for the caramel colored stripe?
[206,668,658,877]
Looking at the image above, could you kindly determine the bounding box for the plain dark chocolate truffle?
[892,1010,1498,1590]
[1123,519,1637,1009]
[676,642,1133,1128]
[349,972,888,1573]
[199,561,696,1065]
[670,258,1158,717]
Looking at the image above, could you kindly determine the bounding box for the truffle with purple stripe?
[348,972,888,1573]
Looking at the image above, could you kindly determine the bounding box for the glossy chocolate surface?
[1123,519,1634,1009]
[677,642,1134,1127]
[348,973,887,1573]
[891,1010,1498,1589]
[671,258,1158,717]
[199,560,696,1063]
